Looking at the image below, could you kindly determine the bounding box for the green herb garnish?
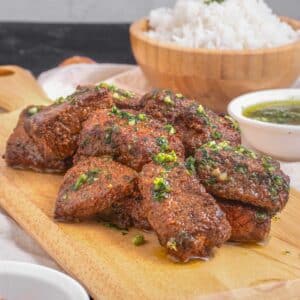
[164,95,174,105]
[27,106,40,116]
[211,131,222,140]
[98,82,117,92]
[255,211,268,223]
[166,238,178,251]
[153,177,171,201]
[153,150,178,165]
[164,124,176,135]
[262,157,276,173]
[54,96,67,105]
[224,115,240,131]
[204,140,231,151]
[156,137,169,152]
[71,168,100,191]
[185,156,196,174]
[235,146,257,159]
[110,106,146,126]
[234,164,248,174]
[72,173,88,191]
[132,234,146,246]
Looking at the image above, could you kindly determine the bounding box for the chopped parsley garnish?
[54,96,67,105]
[175,93,184,99]
[224,115,240,132]
[86,169,101,184]
[98,82,135,100]
[211,130,222,140]
[62,193,68,201]
[235,146,257,159]
[156,137,169,152]
[195,104,211,125]
[164,124,176,135]
[153,150,178,165]
[185,156,196,174]
[153,177,171,201]
[72,173,88,191]
[71,168,100,191]
[110,106,146,126]
[132,234,146,246]
[27,106,40,116]
[97,82,117,92]
[255,211,268,223]
[262,157,276,173]
[204,140,231,151]
[164,95,174,105]
[197,149,216,169]
[211,168,228,181]
[205,176,217,185]
[137,113,147,121]
[166,238,178,251]
[234,164,248,174]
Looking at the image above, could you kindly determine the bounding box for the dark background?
[0,23,135,75]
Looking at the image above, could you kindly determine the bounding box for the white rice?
[147,0,299,50]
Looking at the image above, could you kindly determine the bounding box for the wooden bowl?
[130,17,300,112]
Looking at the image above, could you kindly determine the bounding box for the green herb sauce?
[243,100,300,125]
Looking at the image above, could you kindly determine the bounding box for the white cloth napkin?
[0,63,299,269]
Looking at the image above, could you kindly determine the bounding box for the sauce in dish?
[243,100,300,125]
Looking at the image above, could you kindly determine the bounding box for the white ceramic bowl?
[0,261,89,300]
[228,89,300,162]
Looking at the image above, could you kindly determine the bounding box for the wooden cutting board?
[1,66,300,300]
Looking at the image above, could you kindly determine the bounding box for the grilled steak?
[54,156,138,221]
[140,89,241,155]
[195,141,290,213]
[5,106,70,172]
[217,199,271,242]
[24,85,113,162]
[75,107,185,171]
[138,162,231,262]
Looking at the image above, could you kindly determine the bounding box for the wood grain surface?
[130,17,300,112]
[0,67,300,299]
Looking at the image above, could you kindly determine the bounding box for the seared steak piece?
[98,82,142,110]
[195,141,290,213]
[75,107,185,171]
[217,199,271,243]
[5,106,70,172]
[24,85,113,162]
[99,192,151,230]
[54,156,138,221]
[140,89,241,155]
[138,163,231,262]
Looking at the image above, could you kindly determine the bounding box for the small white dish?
[0,261,89,300]
[228,89,300,161]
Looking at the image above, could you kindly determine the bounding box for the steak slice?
[5,106,70,172]
[54,156,138,221]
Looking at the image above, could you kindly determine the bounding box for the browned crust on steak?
[195,142,290,213]
[5,106,70,172]
[217,199,271,242]
[24,86,113,161]
[54,156,138,221]
[139,163,231,262]
[75,108,185,171]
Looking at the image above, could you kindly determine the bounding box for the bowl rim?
[228,88,300,132]
[130,17,300,55]
[0,261,89,300]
